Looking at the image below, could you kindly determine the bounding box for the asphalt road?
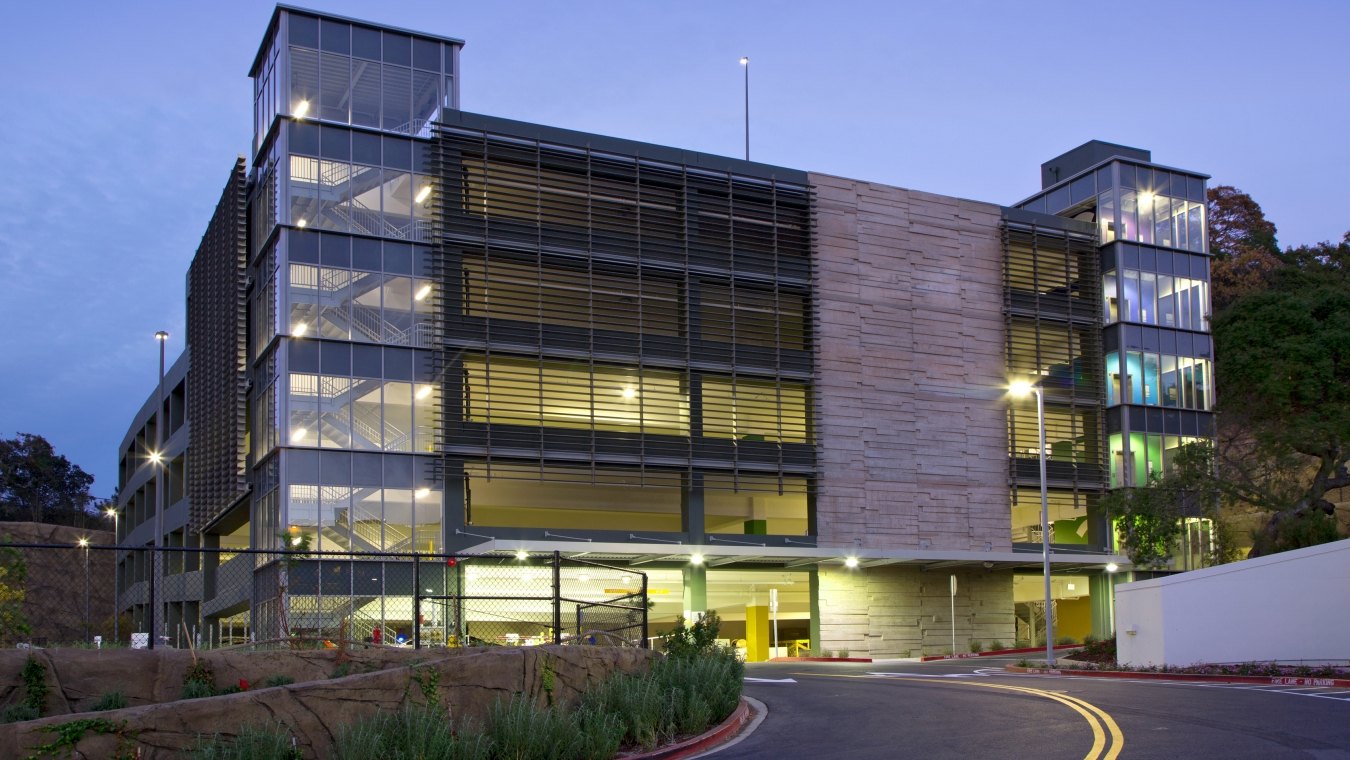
[718,655,1350,759]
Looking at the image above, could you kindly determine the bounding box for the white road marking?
[743,677,797,684]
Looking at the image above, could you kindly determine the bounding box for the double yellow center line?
[794,673,1124,760]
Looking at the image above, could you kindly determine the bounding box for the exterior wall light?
[515,550,529,561]
[690,553,704,566]
[844,557,859,568]
[1105,563,1119,573]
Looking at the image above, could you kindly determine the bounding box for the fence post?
[147,549,156,650]
[413,554,422,650]
[552,551,562,645]
[642,572,650,649]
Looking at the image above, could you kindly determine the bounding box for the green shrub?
[192,722,302,760]
[181,680,216,700]
[264,675,295,688]
[334,705,490,760]
[661,610,723,659]
[91,692,128,712]
[20,655,48,717]
[837,648,849,658]
[1083,634,1098,646]
[989,640,1006,652]
[1056,636,1077,646]
[969,640,984,653]
[486,696,589,760]
[1014,639,1031,649]
[1,704,39,724]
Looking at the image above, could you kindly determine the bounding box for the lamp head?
[740,56,749,65]
[154,331,169,342]
[1009,379,1036,399]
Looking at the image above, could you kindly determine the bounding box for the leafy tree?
[1213,246,1350,556]
[1207,185,1279,258]
[0,544,30,642]
[1103,443,1236,568]
[1207,186,1282,312]
[0,433,96,525]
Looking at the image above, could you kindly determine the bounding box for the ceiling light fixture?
[290,428,307,443]
[293,100,310,119]
[416,384,434,400]
[292,322,308,337]
[414,284,432,301]
[415,185,432,204]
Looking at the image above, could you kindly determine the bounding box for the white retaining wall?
[1116,538,1350,666]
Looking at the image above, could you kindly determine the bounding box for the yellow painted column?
[745,605,770,662]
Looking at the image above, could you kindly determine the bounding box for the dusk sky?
[2,0,1347,497]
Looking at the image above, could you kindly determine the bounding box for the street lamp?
[739,56,749,161]
[152,330,168,650]
[1010,378,1055,666]
[104,507,118,644]
[77,538,90,643]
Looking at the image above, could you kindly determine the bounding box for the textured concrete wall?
[818,566,1015,658]
[810,173,1009,553]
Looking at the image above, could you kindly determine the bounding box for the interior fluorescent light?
[621,386,637,400]
[415,487,430,498]
[414,284,432,301]
[292,322,308,337]
[416,384,434,400]
[290,428,307,443]
[415,185,432,204]
[296,218,307,228]
[294,100,309,119]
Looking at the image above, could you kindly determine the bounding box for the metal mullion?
[586,147,598,480]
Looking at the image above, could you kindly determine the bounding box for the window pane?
[351,58,381,127]
[381,65,412,134]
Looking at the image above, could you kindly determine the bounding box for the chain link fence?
[0,543,647,651]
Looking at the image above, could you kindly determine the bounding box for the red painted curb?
[1004,664,1350,688]
[919,645,1078,662]
[622,697,753,760]
[768,656,873,663]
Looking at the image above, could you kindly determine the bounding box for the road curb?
[623,697,753,760]
[919,645,1078,662]
[769,656,873,663]
[1004,664,1350,688]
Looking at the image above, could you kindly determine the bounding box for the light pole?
[78,538,90,643]
[1010,379,1055,666]
[152,330,168,649]
[105,507,118,644]
[739,56,749,161]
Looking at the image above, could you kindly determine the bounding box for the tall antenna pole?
[740,56,750,160]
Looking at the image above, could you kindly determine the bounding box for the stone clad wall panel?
[810,173,1009,553]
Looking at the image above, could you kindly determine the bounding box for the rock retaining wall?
[0,645,655,758]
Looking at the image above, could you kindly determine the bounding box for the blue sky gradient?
[1,0,1347,496]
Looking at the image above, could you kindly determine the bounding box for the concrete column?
[745,605,770,662]
[682,565,707,620]
[1090,572,1118,639]
[808,568,821,655]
